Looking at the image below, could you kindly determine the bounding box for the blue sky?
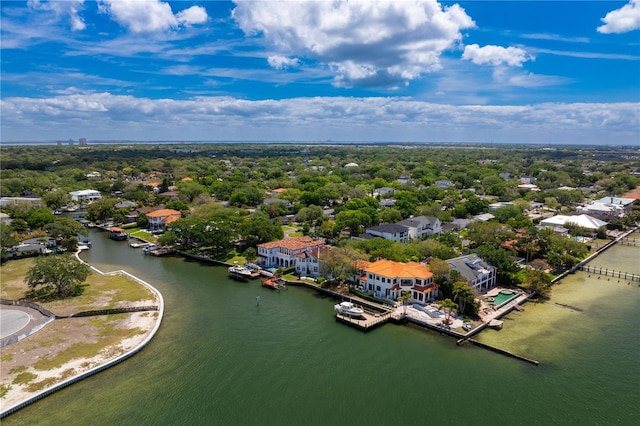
[1,0,639,145]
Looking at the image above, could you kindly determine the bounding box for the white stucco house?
[396,216,442,239]
[69,189,102,202]
[359,259,438,303]
[257,236,325,269]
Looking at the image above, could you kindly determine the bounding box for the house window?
[376,285,381,291]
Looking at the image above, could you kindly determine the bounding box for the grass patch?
[60,368,76,380]
[13,371,37,385]
[33,322,144,371]
[26,377,57,393]
[1,353,13,362]
[9,365,27,375]
[288,232,303,237]
[0,258,32,299]
[0,384,12,398]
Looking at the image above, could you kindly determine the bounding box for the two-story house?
[396,215,442,239]
[446,254,496,294]
[146,209,181,232]
[69,190,102,202]
[365,224,409,243]
[295,245,332,278]
[257,236,325,269]
[359,259,437,304]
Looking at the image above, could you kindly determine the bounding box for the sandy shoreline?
[0,260,164,418]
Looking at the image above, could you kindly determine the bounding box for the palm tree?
[398,290,412,317]
[452,281,474,315]
[438,298,458,325]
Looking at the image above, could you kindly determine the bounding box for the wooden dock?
[335,311,392,332]
[578,265,640,282]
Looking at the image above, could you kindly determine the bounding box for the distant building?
[539,214,606,230]
[435,180,454,189]
[69,190,102,202]
[0,197,42,208]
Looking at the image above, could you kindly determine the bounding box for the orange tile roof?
[271,188,287,193]
[145,182,160,187]
[258,236,324,251]
[181,177,193,181]
[146,209,181,218]
[363,259,433,280]
[622,185,640,200]
[164,215,181,224]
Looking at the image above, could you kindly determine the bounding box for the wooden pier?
[578,265,640,282]
[619,237,640,247]
[335,311,393,332]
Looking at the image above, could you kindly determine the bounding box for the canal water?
[3,230,639,425]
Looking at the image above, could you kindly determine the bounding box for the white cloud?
[2,94,638,145]
[597,0,640,34]
[462,44,532,67]
[232,0,475,87]
[267,55,301,70]
[27,0,86,31]
[99,0,208,33]
[176,6,209,27]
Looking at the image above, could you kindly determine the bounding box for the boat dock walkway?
[335,310,396,332]
[578,265,640,282]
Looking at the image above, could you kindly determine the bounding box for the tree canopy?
[26,254,91,299]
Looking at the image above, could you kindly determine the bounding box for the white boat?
[334,301,365,318]
[228,263,252,280]
[143,244,159,253]
[259,269,274,278]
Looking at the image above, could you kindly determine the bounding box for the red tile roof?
[258,236,324,251]
[146,209,181,218]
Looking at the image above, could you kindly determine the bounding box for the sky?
[1,0,639,145]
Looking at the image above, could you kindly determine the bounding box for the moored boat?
[334,301,365,318]
[261,276,285,289]
[228,263,252,281]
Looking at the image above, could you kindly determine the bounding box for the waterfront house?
[69,189,102,202]
[257,236,325,269]
[359,259,437,304]
[146,209,182,232]
[5,237,56,259]
[445,254,496,294]
[295,245,332,278]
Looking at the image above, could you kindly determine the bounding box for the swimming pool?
[490,290,519,308]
